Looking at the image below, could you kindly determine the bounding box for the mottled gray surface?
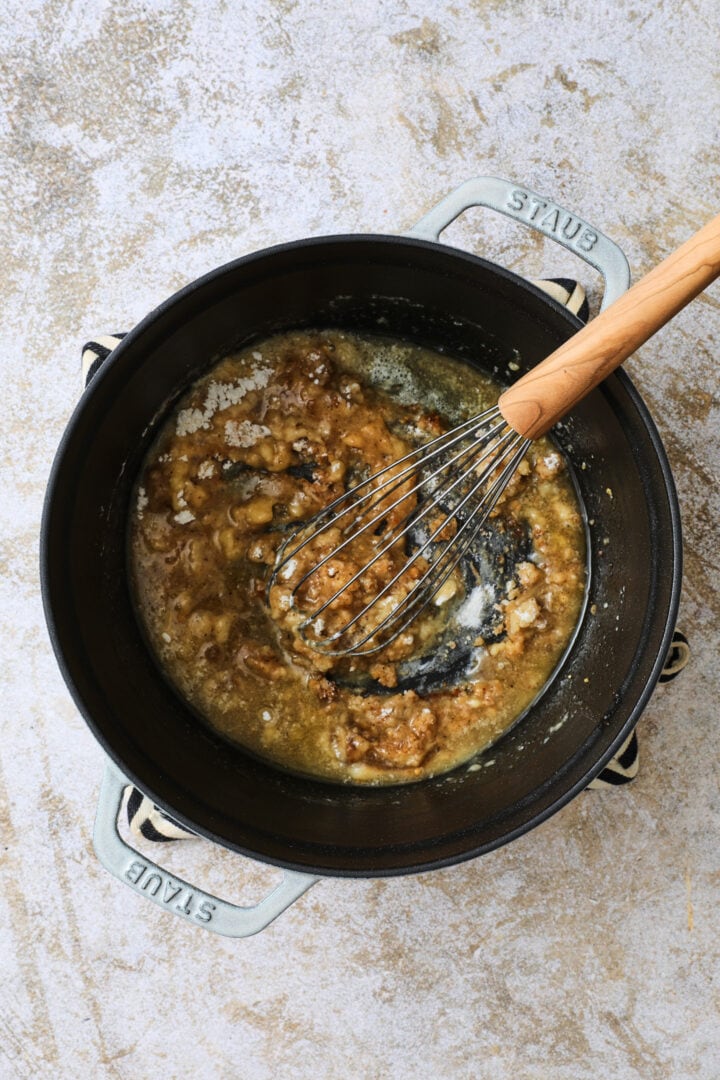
[1,1,719,1077]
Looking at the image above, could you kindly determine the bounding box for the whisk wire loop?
[306,431,530,656]
[268,396,534,655]
[273,405,503,579]
[297,426,522,648]
[292,418,513,630]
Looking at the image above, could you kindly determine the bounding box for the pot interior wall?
[43,236,679,875]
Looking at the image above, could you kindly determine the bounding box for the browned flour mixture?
[130,330,586,784]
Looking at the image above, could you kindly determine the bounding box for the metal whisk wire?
[297,426,521,650]
[269,406,530,656]
[288,410,508,601]
[329,434,530,655]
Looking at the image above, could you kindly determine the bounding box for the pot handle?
[93,761,319,938]
[407,176,631,310]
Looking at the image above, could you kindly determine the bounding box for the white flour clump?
[456,583,494,628]
[136,486,148,518]
[174,509,195,524]
[176,366,272,436]
[225,420,271,447]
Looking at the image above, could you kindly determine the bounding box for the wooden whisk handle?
[498,212,720,439]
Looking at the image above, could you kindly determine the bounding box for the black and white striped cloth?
[81,279,688,842]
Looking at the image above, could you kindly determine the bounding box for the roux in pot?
[130,330,586,784]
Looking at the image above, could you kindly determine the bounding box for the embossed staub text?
[125,860,216,923]
[506,188,598,252]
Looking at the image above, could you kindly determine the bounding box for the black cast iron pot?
[41,177,682,936]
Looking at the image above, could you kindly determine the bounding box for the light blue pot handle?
[93,761,319,937]
[407,176,631,309]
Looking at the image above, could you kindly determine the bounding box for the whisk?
[270,212,720,656]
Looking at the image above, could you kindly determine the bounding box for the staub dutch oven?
[41,177,681,936]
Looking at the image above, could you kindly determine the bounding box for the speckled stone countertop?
[2,2,719,1077]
